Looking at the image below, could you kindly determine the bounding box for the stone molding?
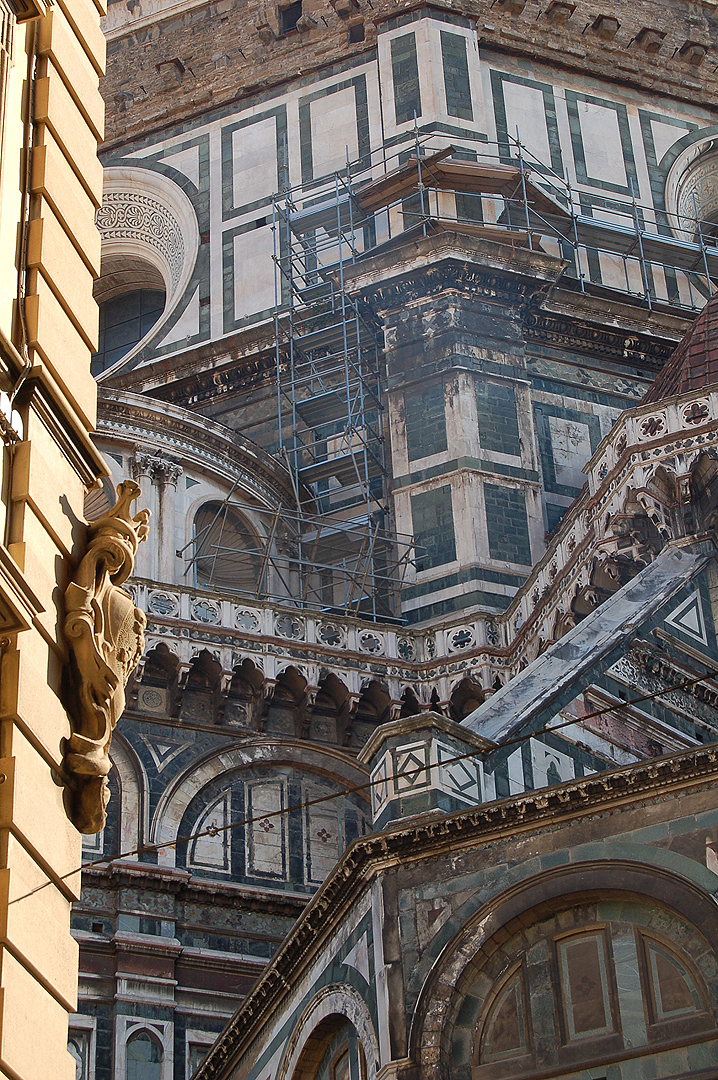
[97,387,295,509]
[97,190,186,289]
[131,451,183,486]
[193,742,718,1080]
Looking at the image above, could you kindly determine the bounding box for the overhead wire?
[9,663,718,907]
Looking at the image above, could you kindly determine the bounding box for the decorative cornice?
[346,231,565,313]
[524,309,675,369]
[96,388,296,508]
[194,742,718,1080]
[80,862,309,917]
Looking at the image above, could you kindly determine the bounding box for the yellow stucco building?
[0,0,128,1075]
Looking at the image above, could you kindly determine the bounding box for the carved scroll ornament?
[63,480,150,833]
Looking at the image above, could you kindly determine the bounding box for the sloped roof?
[462,541,711,743]
[644,294,718,403]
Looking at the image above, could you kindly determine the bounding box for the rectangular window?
[476,380,520,456]
[440,30,473,120]
[404,381,447,461]
[484,484,532,565]
[412,485,456,570]
[391,33,421,125]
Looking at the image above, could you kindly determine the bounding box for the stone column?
[131,451,157,579]
[155,461,183,585]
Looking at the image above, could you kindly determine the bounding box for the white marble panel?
[305,789,340,883]
[188,791,230,871]
[579,101,627,187]
[649,117,691,166]
[310,88,358,178]
[502,82,551,169]
[247,780,286,877]
[158,285,200,348]
[531,739,575,787]
[162,145,200,188]
[232,117,278,208]
[232,225,274,320]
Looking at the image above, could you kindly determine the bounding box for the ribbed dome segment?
[644,294,718,403]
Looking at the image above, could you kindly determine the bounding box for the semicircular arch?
[409,858,718,1077]
[277,984,379,1080]
[150,739,369,866]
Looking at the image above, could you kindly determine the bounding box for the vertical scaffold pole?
[694,192,715,299]
[566,169,584,293]
[414,113,426,236]
[516,128,532,252]
[630,177,652,311]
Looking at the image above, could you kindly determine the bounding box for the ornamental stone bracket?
[62,480,150,833]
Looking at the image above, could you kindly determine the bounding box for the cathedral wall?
[93,18,715,379]
[193,748,718,1080]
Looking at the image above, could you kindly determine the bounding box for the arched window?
[192,502,262,593]
[92,285,166,374]
[92,166,200,379]
[462,903,716,1079]
[126,1030,162,1080]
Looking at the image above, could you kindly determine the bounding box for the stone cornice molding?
[344,230,566,312]
[97,388,296,508]
[80,862,309,916]
[102,316,281,397]
[524,308,676,369]
[194,743,718,1080]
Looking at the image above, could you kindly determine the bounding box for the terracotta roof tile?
[644,295,718,403]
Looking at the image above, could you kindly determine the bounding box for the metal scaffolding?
[185,129,718,616]
[181,497,417,619]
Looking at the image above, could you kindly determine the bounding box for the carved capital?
[154,460,183,487]
[132,451,156,480]
[131,452,182,487]
[62,480,150,833]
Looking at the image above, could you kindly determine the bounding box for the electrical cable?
[8,664,718,907]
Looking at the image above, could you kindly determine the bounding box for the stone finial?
[62,481,150,833]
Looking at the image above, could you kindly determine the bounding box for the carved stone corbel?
[62,480,150,833]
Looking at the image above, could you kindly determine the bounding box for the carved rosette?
[63,480,150,833]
